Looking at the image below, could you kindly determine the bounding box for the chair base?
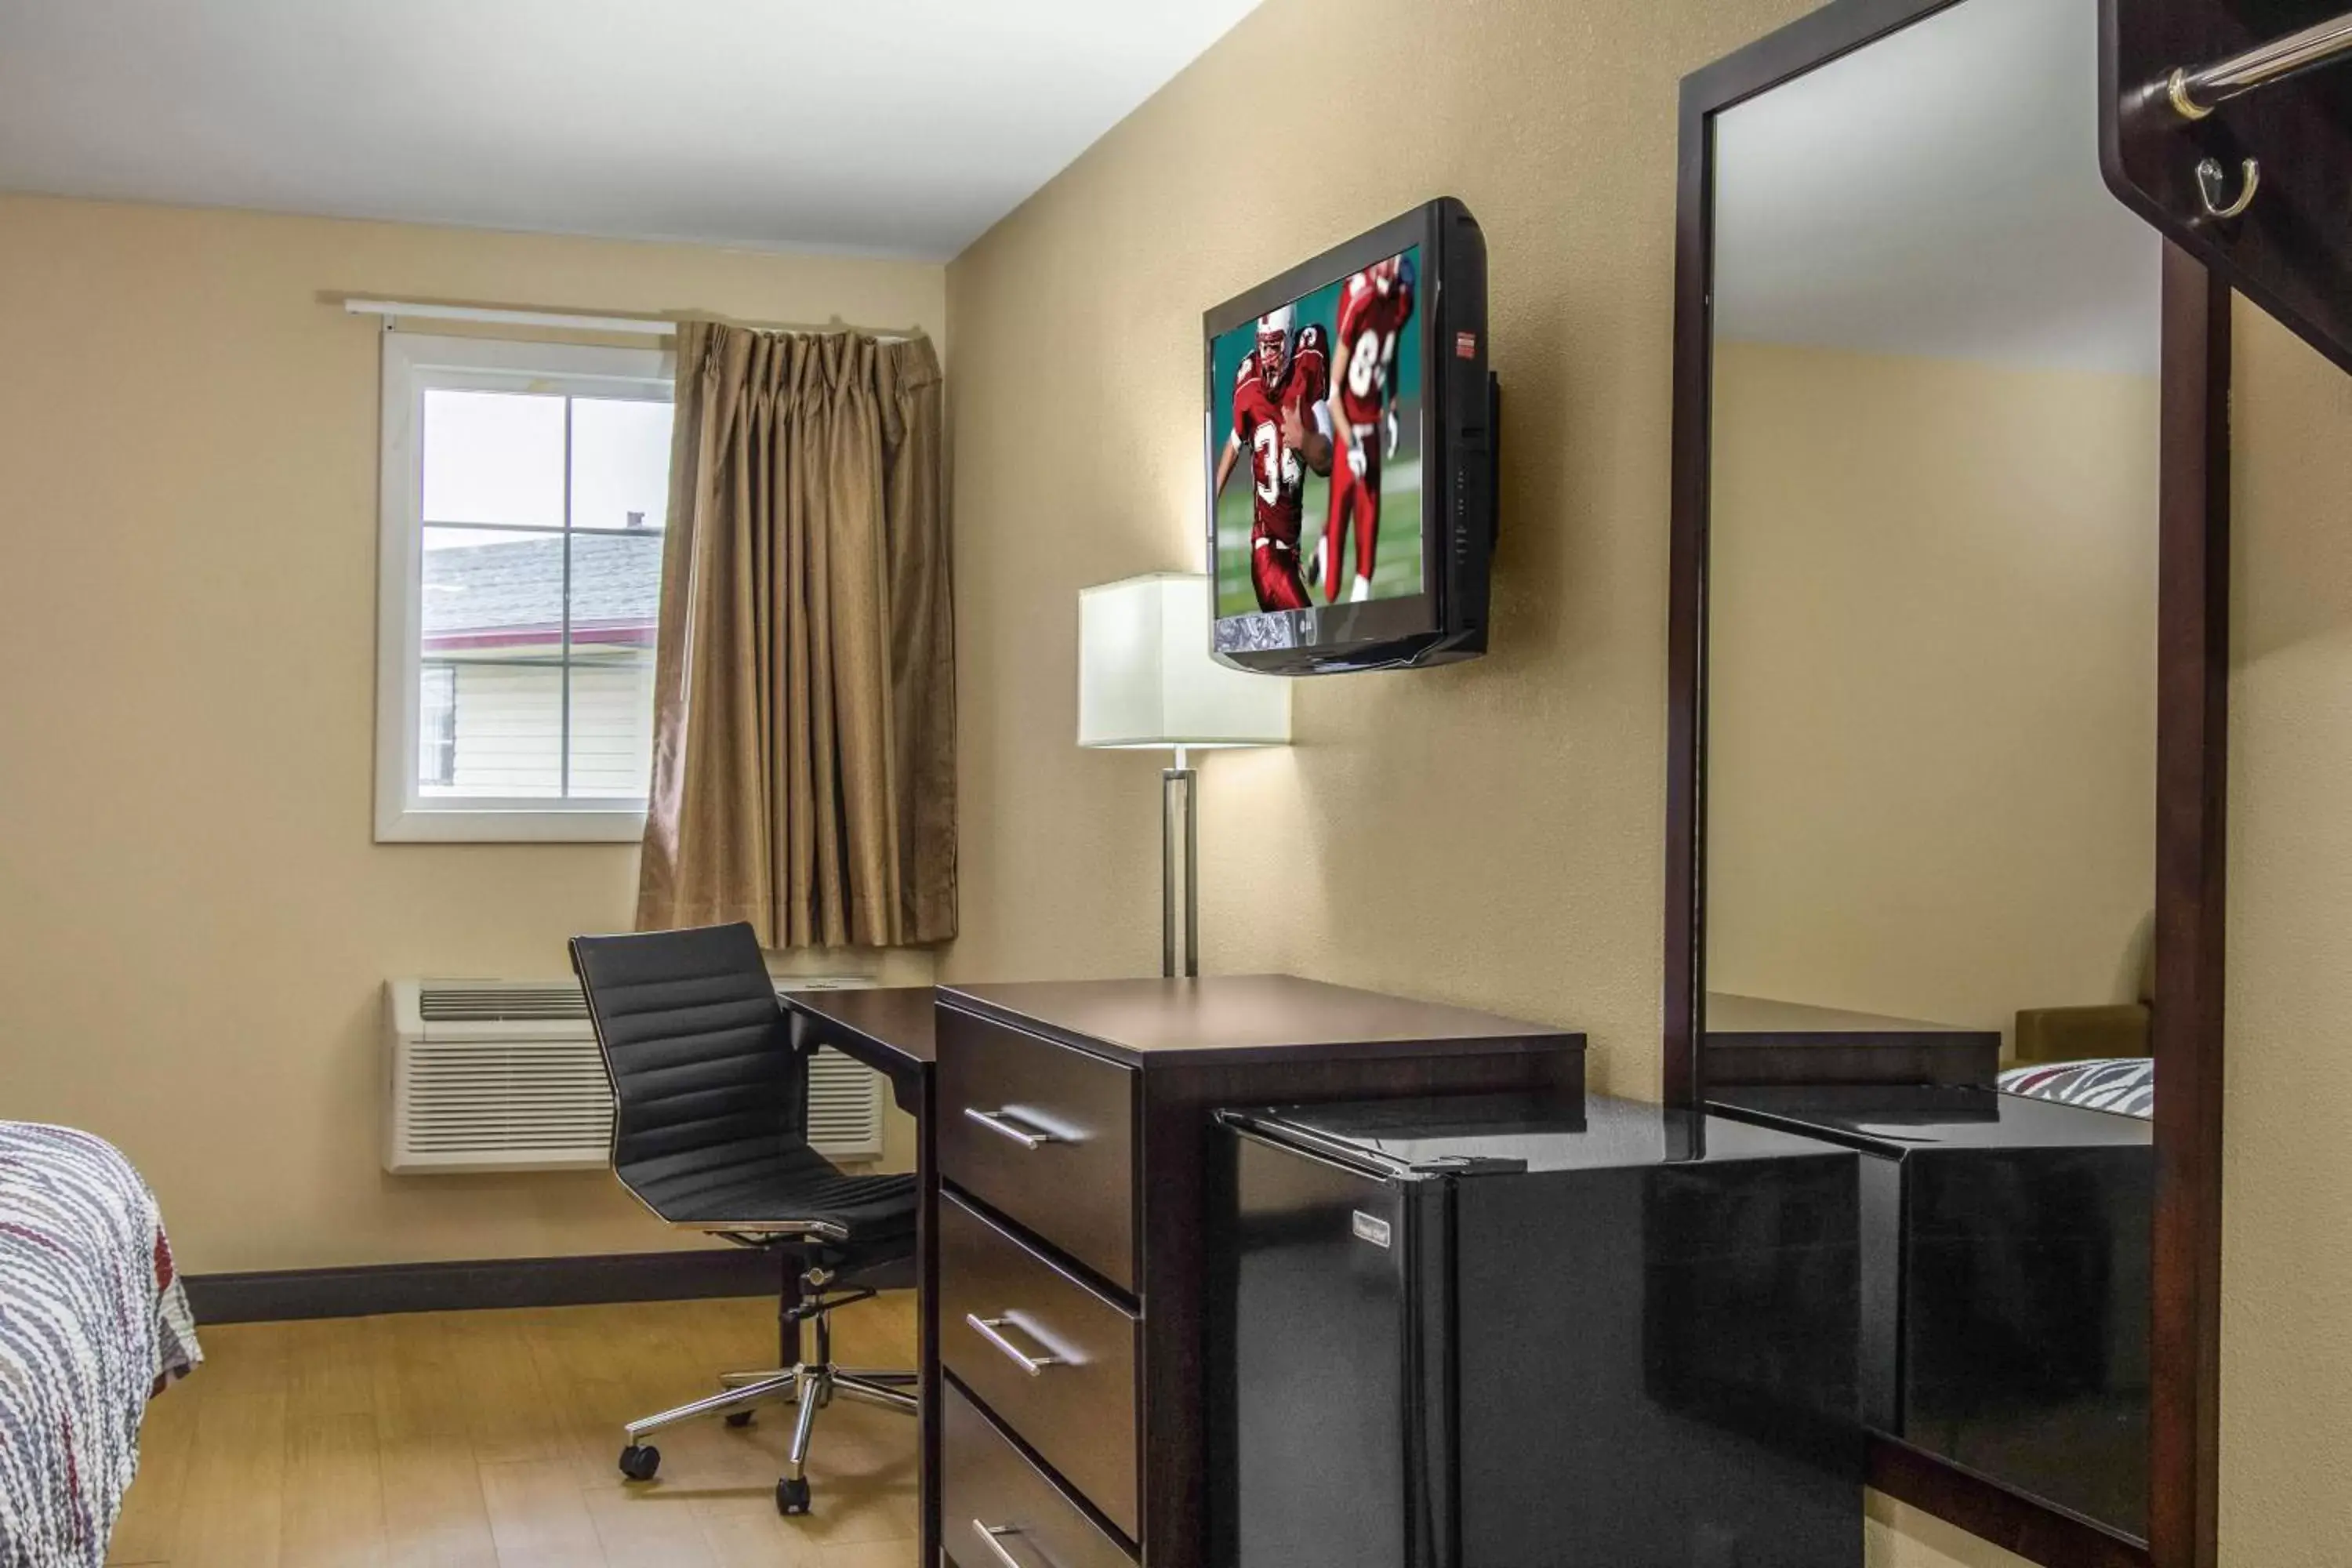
[615,1298,915,1513]
[619,1367,917,1444]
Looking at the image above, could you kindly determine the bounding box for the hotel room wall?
[943,0,1804,1071]
[2222,301,2352,1568]
[941,0,2352,1562]
[1708,339,2160,1049]
[0,193,939,1275]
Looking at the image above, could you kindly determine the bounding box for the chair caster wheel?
[618,1444,660,1482]
[777,1476,811,1515]
[725,1410,756,1428]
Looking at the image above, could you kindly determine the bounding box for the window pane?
[439,663,563,798]
[571,397,673,532]
[424,526,569,650]
[422,526,564,797]
[565,530,662,654]
[417,664,457,789]
[566,529,661,799]
[568,654,656,799]
[422,389,564,529]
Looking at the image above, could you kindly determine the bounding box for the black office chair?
[569,923,917,1517]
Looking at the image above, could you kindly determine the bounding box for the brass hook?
[2195,157,2260,220]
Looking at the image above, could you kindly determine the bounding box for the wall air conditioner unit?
[383,976,885,1174]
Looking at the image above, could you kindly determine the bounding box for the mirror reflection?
[1698,0,2158,1541]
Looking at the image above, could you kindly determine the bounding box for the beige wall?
[942,0,2351,1565]
[944,0,1781,1089]
[0,193,940,1274]
[1708,341,2159,1044]
[2223,301,2352,1568]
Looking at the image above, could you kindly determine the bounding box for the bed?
[1998,1057,2156,1120]
[1999,963,2156,1120]
[0,1123,201,1568]
[2002,991,2154,1119]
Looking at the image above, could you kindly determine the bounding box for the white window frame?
[375,332,674,843]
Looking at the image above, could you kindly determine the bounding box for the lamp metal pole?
[1160,745,1198,978]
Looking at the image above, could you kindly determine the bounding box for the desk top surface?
[1712,1083,2153,1151]
[781,975,1583,1071]
[938,973,1581,1067]
[1704,992,1997,1041]
[1228,1091,1853,1174]
[779,985,937,1066]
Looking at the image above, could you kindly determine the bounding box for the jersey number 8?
[1347,329,1387,402]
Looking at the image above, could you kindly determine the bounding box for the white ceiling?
[0,0,1263,260]
[1713,0,2162,376]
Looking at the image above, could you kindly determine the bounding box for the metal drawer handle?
[964,1107,1063,1149]
[965,1314,1065,1376]
[971,1520,1029,1568]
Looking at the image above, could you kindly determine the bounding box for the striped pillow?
[1998,1058,2154,1120]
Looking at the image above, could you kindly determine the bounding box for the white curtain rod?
[340,298,913,342]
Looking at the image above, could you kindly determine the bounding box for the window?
[418,663,457,788]
[376,334,673,842]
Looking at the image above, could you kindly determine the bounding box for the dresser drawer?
[939,1005,1137,1290]
[941,1191,1140,1541]
[943,1378,1135,1568]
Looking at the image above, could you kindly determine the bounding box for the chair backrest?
[568,924,807,1186]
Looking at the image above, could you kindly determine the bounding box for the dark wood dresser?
[1703,993,1999,1089]
[931,974,1584,1568]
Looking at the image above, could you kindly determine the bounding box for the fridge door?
[1219,1123,1447,1568]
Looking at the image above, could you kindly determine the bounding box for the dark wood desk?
[1704,992,1999,1090]
[783,984,936,1108]
[935,975,1584,1568]
[779,985,941,1566]
[786,977,1587,1568]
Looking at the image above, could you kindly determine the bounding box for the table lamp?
[1077,573,1291,977]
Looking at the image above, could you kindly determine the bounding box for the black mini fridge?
[1210,1094,1864,1568]
[1711,1083,2154,1538]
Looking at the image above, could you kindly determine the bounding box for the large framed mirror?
[1664,2,2229,1565]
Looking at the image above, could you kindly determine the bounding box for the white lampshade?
[1077,573,1290,749]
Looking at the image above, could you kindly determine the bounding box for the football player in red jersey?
[1316,252,1417,603]
[1212,305,1332,612]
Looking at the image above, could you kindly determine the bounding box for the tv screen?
[1203,198,1492,674]
[1209,244,1426,617]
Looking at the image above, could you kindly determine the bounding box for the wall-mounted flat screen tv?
[1204,198,1494,674]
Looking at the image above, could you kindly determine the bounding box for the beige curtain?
[635,321,956,948]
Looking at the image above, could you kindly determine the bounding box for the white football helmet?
[1255,305,1295,390]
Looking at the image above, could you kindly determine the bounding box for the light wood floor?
[107,1294,920,1568]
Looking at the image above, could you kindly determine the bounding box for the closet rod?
[339,298,913,342]
[2169,9,2352,118]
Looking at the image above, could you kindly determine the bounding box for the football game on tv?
[1209,245,1424,619]
[1203,198,1492,675]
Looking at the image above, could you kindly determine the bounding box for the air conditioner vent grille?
[403,1040,614,1155]
[418,983,590,1023]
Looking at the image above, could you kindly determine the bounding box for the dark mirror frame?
[1662,4,2231,1566]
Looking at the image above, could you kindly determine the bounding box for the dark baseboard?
[183,1247,779,1324]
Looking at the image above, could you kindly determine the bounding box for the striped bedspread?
[1998,1057,2157,1120]
[0,1123,200,1568]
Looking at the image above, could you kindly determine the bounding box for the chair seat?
[622,1142,918,1242]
